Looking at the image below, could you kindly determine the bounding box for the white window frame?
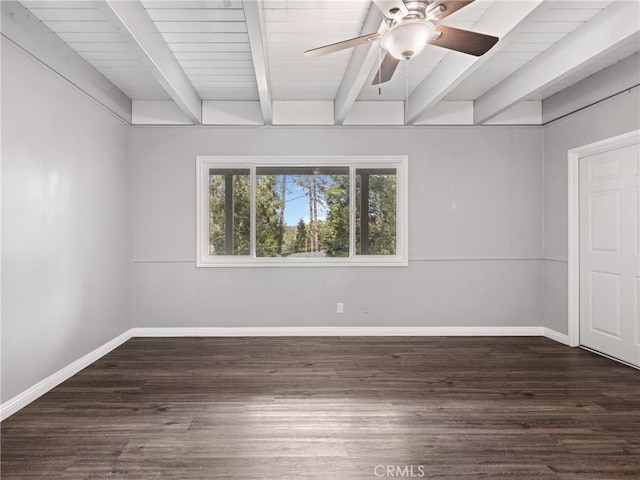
[196,155,408,267]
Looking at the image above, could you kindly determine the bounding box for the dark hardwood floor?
[1,337,639,479]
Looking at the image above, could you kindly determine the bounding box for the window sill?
[196,257,408,268]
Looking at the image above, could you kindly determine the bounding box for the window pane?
[255,167,349,258]
[356,169,397,255]
[208,169,250,256]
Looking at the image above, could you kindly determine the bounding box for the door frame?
[567,129,640,347]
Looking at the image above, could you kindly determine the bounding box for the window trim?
[196,155,408,267]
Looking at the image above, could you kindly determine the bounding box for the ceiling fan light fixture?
[381,19,435,60]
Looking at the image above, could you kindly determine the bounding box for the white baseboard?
[1,325,571,421]
[542,327,570,346]
[0,330,133,421]
[130,326,546,337]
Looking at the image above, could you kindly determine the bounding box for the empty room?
[1,0,639,478]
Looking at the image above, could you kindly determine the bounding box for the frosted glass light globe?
[380,19,435,60]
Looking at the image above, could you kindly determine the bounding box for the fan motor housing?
[385,1,446,27]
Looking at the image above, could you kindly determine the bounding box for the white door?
[579,141,640,367]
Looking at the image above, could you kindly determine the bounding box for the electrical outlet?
[362,304,370,314]
[337,302,344,314]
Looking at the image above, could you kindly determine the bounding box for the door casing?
[567,129,640,348]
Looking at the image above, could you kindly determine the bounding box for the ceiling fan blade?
[426,0,474,21]
[429,25,498,56]
[372,52,400,85]
[372,0,409,18]
[304,32,381,58]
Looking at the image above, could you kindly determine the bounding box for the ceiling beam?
[242,0,272,125]
[405,0,546,125]
[334,4,386,125]
[94,0,202,124]
[1,1,131,123]
[474,1,640,124]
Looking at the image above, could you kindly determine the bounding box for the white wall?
[132,126,543,328]
[1,40,131,403]
[542,87,640,334]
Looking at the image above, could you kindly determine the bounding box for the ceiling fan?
[304,0,499,85]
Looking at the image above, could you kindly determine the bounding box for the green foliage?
[319,175,349,257]
[282,226,296,255]
[356,173,396,255]
[293,175,327,253]
[368,174,396,255]
[209,175,225,255]
[233,175,251,255]
[294,218,307,253]
[209,174,250,256]
[256,175,282,257]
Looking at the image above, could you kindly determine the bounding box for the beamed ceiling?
[5,0,640,125]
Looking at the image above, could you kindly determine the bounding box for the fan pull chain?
[378,43,382,95]
[405,58,409,119]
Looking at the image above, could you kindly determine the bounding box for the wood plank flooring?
[1,337,639,479]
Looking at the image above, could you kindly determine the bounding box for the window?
[207,169,250,256]
[196,156,407,266]
[356,169,397,256]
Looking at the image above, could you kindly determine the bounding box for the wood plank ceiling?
[142,0,259,101]
[14,0,640,125]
